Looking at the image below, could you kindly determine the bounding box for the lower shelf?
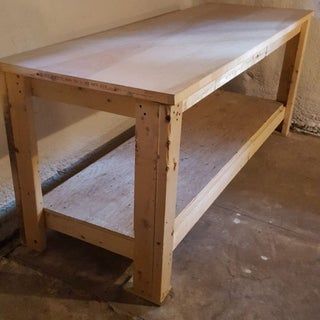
[44,90,284,258]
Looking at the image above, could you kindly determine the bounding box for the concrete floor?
[0,132,319,320]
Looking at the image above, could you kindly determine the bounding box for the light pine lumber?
[0,4,312,107]
[0,3,312,306]
[180,24,301,112]
[2,73,25,243]
[45,210,134,258]
[5,73,46,251]
[43,91,283,248]
[173,103,285,248]
[132,101,182,304]
[277,20,311,136]
[31,78,135,118]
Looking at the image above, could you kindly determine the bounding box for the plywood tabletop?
[0,3,312,104]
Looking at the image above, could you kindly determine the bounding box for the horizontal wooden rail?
[45,209,134,259]
[179,24,302,111]
[173,105,285,249]
[31,78,136,118]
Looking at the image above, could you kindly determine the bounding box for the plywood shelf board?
[44,91,283,240]
[0,4,312,105]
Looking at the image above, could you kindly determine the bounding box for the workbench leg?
[277,19,311,136]
[4,73,46,251]
[133,101,182,304]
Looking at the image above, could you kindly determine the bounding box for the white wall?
[208,0,320,135]
[0,0,196,240]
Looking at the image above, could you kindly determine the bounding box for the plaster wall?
[0,0,194,241]
[208,0,320,135]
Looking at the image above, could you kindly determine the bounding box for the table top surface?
[0,3,311,104]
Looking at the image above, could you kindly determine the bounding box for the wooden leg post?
[133,101,182,304]
[4,73,46,251]
[277,19,311,136]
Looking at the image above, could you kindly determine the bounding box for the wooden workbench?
[1,3,312,304]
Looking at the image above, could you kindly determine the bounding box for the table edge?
[0,11,313,107]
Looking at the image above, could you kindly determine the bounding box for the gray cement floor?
[0,132,319,320]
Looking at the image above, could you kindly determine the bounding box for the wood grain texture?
[44,91,282,240]
[45,210,134,258]
[31,78,136,118]
[277,20,311,136]
[0,4,312,105]
[2,75,25,243]
[5,74,46,251]
[132,101,182,304]
[174,101,285,249]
